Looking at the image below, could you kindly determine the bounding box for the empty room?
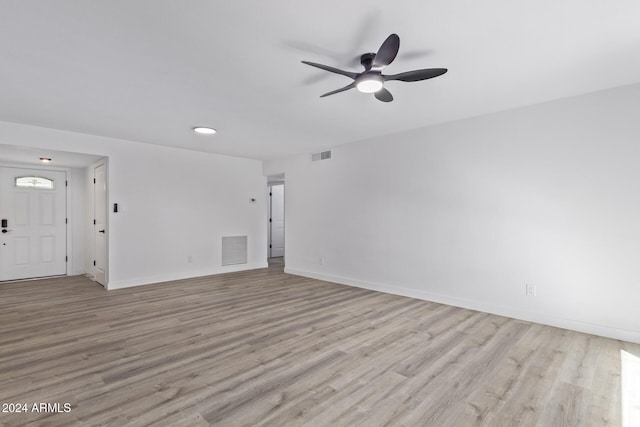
[1,1,639,426]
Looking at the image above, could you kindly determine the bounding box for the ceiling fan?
[302,34,447,103]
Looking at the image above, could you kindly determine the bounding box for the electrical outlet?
[526,283,537,297]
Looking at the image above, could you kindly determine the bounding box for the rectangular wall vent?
[221,236,248,266]
[311,150,332,161]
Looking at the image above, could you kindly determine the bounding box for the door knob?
[1,229,11,233]
[98,229,105,233]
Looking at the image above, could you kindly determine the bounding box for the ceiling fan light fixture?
[302,34,447,102]
[356,76,384,93]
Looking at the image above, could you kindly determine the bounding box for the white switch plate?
[526,283,537,297]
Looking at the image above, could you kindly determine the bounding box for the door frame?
[0,162,72,279]
[267,175,285,260]
[268,183,285,258]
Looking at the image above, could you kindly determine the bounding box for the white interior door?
[93,163,107,287]
[270,184,284,258]
[267,186,272,256]
[0,167,67,281]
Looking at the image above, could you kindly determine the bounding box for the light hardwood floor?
[1,260,638,426]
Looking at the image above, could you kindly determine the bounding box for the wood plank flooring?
[1,259,638,426]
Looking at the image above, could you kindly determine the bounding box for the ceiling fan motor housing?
[360,53,377,71]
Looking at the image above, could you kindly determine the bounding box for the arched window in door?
[14,176,54,189]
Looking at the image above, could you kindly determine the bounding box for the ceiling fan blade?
[301,61,357,79]
[374,87,393,102]
[320,82,356,97]
[372,34,400,68]
[384,68,448,82]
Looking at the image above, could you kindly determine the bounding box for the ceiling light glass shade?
[356,76,384,93]
[193,127,217,135]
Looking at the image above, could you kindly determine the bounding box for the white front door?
[270,184,285,258]
[93,163,107,287]
[0,167,67,281]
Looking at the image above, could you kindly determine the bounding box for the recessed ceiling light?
[193,127,217,135]
[39,157,52,163]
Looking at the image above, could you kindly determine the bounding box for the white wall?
[68,166,87,276]
[0,121,267,289]
[265,82,640,343]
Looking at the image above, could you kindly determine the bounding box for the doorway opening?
[0,144,107,285]
[267,174,285,267]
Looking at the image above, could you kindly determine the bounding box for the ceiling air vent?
[311,150,332,161]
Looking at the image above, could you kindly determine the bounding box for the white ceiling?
[0,144,103,168]
[1,1,639,160]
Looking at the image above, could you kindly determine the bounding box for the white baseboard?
[108,262,269,290]
[285,267,640,344]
